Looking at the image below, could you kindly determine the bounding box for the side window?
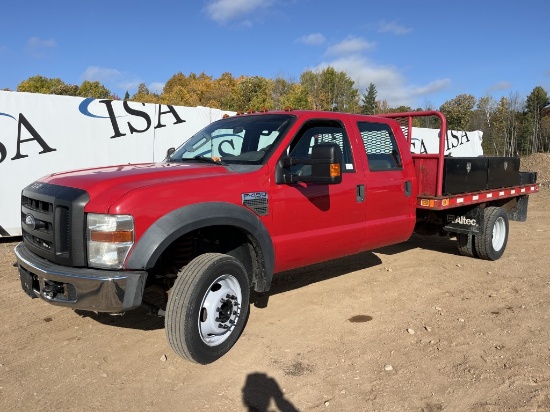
[288,120,354,172]
[357,122,402,171]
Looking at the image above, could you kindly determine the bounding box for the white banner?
[0,91,233,236]
[410,127,483,157]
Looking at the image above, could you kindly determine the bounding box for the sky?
[1,0,549,109]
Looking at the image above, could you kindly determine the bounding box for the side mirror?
[276,143,342,184]
[165,147,176,160]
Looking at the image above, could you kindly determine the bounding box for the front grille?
[21,183,89,267]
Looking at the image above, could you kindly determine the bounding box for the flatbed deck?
[416,183,540,210]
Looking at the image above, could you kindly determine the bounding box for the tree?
[77,80,111,99]
[234,76,271,111]
[361,83,377,114]
[524,86,550,153]
[300,67,359,112]
[124,91,130,101]
[131,83,159,103]
[280,83,310,110]
[17,75,65,94]
[270,76,294,110]
[471,95,496,153]
[51,84,79,96]
[439,94,476,130]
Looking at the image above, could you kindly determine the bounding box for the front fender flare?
[125,202,274,291]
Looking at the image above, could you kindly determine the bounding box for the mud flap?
[508,195,529,222]
[443,207,483,235]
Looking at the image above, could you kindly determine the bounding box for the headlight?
[87,214,134,269]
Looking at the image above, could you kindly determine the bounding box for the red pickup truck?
[15,109,539,364]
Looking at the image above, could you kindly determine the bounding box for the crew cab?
[15,109,539,364]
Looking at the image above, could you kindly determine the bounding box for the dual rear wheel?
[456,206,509,261]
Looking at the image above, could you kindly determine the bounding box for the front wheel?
[165,253,250,364]
[475,207,509,261]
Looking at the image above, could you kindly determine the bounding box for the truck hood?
[40,162,239,211]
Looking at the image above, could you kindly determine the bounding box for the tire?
[456,233,477,258]
[166,253,250,364]
[474,207,509,261]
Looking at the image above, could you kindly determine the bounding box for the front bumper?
[15,243,147,312]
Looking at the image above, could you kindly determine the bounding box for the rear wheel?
[474,207,509,261]
[456,233,477,257]
[165,253,250,364]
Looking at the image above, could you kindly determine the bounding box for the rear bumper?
[15,243,147,312]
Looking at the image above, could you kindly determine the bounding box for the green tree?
[270,76,294,110]
[280,83,310,110]
[361,83,377,114]
[300,67,359,112]
[124,91,130,101]
[77,80,111,99]
[524,86,550,153]
[234,76,271,111]
[439,94,476,130]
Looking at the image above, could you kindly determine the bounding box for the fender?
[125,202,274,291]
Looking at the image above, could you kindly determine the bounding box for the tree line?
[6,69,550,156]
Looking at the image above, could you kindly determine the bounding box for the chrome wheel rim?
[198,274,242,346]
[492,217,506,251]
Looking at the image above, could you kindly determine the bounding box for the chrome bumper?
[15,243,147,312]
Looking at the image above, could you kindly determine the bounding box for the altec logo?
[448,215,477,226]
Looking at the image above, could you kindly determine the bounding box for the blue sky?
[1,0,549,109]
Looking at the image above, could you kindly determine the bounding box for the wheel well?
[150,225,266,292]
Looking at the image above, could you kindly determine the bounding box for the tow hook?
[42,281,64,299]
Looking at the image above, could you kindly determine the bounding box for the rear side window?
[357,122,402,171]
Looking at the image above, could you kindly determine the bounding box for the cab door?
[355,120,416,249]
[269,116,367,273]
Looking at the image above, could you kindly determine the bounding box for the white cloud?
[26,37,56,58]
[205,0,275,24]
[377,20,412,35]
[297,33,326,46]
[27,37,57,49]
[487,81,512,93]
[325,36,376,56]
[313,55,450,107]
[148,82,165,94]
[81,66,143,94]
[82,66,122,83]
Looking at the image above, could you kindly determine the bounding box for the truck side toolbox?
[443,157,488,195]
[487,157,520,189]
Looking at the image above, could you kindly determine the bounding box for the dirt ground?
[1,156,549,412]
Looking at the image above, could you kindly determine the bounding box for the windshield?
[167,113,295,165]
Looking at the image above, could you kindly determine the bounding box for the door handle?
[356,184,365,202]
[404,181,412,197]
